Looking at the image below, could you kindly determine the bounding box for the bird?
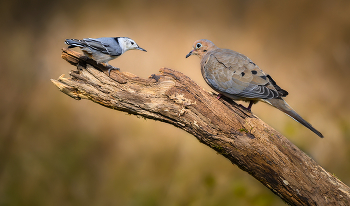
[65,37,147,75]
[186,39,323,138]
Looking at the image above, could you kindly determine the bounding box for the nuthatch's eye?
[196,43,202,49]
[131,41,135,45]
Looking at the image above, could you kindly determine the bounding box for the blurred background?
[1,0,350,205]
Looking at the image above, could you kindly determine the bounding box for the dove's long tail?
[263,98,323,138]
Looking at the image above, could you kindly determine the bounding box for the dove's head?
[186,39,218,59]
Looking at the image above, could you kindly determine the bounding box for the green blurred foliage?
[1,0,350,205]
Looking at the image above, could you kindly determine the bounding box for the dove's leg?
[247,101,254,110]
[217,94,222,99]
[238,101,254,111]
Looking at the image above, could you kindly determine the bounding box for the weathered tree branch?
[52,48,350,205]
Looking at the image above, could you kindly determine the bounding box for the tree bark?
[51,48,350,205]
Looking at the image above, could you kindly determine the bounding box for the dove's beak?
[186,50,194,58]
[137,47,147,52]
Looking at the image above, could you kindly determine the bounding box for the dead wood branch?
[51,48,350,205]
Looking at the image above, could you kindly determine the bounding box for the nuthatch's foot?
[106,65,120,76]
[99,63,120,76]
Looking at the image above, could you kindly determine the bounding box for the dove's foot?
[238,101,254,112]
[217,94,222,100]
[238,104,250,111]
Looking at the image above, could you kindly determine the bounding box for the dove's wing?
[81,38,123,56]
[201,49,287,100]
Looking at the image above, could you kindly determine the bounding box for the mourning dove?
[186,39,323,138]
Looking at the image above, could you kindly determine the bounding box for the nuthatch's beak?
[137,47,147,52]
[186,50,194,58]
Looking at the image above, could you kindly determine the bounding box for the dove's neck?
[198,48,217,59]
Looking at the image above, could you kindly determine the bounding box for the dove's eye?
[196,43,202,49]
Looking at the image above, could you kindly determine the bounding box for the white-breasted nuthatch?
[65,37,147,74]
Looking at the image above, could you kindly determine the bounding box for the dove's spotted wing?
[201,49,283,100]
[81,38,123,56]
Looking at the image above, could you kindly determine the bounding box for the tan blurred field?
[1,0,350,205]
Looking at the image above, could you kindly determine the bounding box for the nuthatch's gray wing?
[65,37,123,57]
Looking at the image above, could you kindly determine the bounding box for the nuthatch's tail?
[264,98,323,138]
[65,39,85,48]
